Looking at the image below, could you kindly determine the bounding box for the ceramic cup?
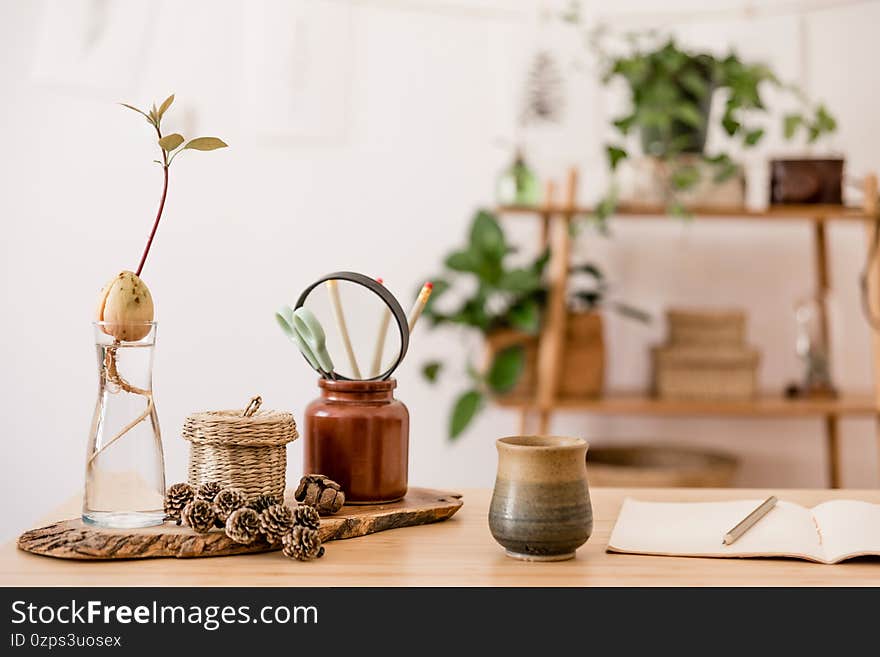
[489,435,593,562]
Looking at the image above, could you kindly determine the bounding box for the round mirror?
[294,272,409,381]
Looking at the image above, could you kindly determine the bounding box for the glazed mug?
[488,435,593,561]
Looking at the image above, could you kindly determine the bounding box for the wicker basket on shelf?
[667,309,746,347]
[182,397,298,499]
[652,346,759,401]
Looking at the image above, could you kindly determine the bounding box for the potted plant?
[421,210,647,439]
[587,31,838,215]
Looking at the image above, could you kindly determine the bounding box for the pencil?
[326,279,361,379]
[407,282,433,333]
[723,496,778,546]
[370,277,392,377]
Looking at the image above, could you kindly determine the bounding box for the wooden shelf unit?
[496,171,880,488]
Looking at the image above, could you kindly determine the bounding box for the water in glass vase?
[83,322,165,528]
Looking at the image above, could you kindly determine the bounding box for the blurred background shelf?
[495,171,880,488]
[495,392,879,418]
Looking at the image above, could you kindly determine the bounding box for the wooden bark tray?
[17,488,462,561]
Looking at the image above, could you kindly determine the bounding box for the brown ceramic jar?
[303,379,409,504]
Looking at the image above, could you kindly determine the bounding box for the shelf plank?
[497,204,873,222]
[495,392,879,417]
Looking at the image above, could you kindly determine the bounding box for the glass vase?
[83,321,165,528]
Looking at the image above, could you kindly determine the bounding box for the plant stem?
[135,125,170,277]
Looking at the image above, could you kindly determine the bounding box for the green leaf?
[680,70,709,97]
[612,114,637,135]
[158,133,184,151]
[422,361,442,383]
[450,390,483,440]
[507,298,540,333]
[497,268,542,294]
[743,128,764,146]
[606,145,628,171]
[721,112,740,136]
[157,94,174,119]
[783,114,803,140]
[673,102,704,128]
[445,250,480,273]
[183,137,229,151]
[469,210,505,258]
[531,248,551,275]
[814,104,837,133]
[486,346,525,394]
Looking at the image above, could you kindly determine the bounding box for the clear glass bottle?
[83,321,165,527]
[794,295,837,397]
[496,148,541,207]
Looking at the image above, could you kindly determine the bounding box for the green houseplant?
[422,210,647,440]
[589,31,837,215]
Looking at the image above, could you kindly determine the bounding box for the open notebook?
[608,498,880,564]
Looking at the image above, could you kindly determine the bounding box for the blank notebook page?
[812,500,880,562]
[608,499,825,562]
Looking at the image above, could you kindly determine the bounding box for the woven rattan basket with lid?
[183,397,298,499]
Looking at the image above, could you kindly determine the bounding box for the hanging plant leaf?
[450,390,483,440]
[721,112,740,136]
[671,165,701,190]
[606,145,628,171]
[487,346,526,394]
[783,114,803,139]
[158,133,184,151]
[743,128,764,146]
[612,113,637,135]
[183,137,229,151]
[422,361,442,383]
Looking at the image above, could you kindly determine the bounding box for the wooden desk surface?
[2,488,879,587]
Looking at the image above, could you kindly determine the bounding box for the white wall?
[2,0,879,541]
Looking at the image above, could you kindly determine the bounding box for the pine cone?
[164,482,194,524]
[213,487,248,523]
[181,499,216,533]
[292,504,320,530]
[282,525,325,561]
[225,508,261,544]
[259,503,294,543]
[247,494,280,514]
[294,474,345,515]
[197,481,222,502]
